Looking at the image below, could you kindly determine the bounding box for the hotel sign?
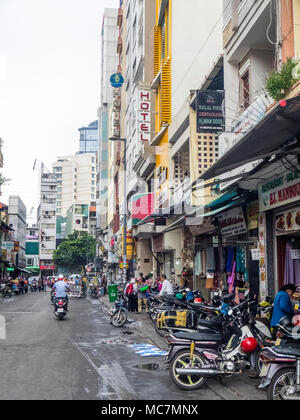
[138,89,151,143]
[259,171,300,212]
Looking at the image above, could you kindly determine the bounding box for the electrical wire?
[266,0,277,46]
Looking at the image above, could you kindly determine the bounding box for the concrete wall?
[171,0,223,117]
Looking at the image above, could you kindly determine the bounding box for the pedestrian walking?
[43,277,47,292]
[38,278,43,292]
[125,278,138,312]
[102,275,107,296]
[137,273,149,313]
[19,276,25,294]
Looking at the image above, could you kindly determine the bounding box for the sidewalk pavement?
[98,294,167,350]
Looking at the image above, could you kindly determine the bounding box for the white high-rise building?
[97,8,119,231]
[53,153,97,218]
[8,196,27,269]
[38,169,57,277]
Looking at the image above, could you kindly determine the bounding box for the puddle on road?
[121,331,134,335]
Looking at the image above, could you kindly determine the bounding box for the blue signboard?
[110,73,124,88]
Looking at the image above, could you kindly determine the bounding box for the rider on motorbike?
[52,275,70,308]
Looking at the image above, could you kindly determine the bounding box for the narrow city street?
[0,292,265,401]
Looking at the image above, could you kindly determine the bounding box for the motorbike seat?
[197,318,222,329]
[274,345,300,357]
[173,331,224,342]
[188,302,217,313]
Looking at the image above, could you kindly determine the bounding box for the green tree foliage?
[266,58,299,101]
[53,231,96,273]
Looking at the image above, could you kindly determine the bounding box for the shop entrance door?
[276,234,300,291]
[164,252,174,281]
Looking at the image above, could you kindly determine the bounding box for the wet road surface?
[0,291,265,400]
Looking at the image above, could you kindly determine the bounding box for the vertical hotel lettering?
[138,89,151,143]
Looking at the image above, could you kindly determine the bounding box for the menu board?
[276,208,300,234]
[258,213,267,300]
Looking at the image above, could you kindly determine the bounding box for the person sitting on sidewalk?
[159,274,173,297]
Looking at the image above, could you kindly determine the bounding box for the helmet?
[58,275,64,280]
[194,298,202,303]
[176,293,184,300]
[240,337,258,354]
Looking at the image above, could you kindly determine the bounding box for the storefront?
[258,170,300,295]
[191,194,260,300]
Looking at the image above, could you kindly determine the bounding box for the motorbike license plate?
[260,364,270,378]
[275,338,282,346]
[57,308,64,313]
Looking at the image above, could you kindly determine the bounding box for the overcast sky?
[0,0,118,222]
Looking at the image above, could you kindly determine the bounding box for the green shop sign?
[259,171,300,212]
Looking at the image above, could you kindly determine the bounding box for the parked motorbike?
[54,297,68,320]
[0,284,12,298]
[165,299,266,390]
[12,284,20,296]
[258,316,300,400]
[154,293,233,338]
[111,293,128,327]
[90,285,99,299]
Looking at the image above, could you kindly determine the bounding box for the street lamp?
[109,137,127,282]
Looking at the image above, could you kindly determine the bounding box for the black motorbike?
[154,293,233,338]
[258,317,300,400]
[0,284,12,298]
[165,300,264,391]
[90,285,99,299]
[110,293,128,327]
[54,296,68,320]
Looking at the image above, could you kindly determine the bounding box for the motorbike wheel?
[267,368,297,400]
[169,349,207,391]
[111,312,127,327]
[154,321,168,338]
[149,309,157,323]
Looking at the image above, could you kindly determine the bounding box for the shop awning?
[197,199,245,218]
[162,197,245,233]
[200,96,300,181]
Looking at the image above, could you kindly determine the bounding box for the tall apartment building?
[66,203,96,238]
[147,0,223,283]
[53,153,97,218]
[38,169,57,277]
[78,120,99,154]
[7,196,27,269]
[97,8,119,234]
[218,0,277,190]
[25,224,39,274]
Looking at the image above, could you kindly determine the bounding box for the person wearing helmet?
[52,275,70,307]
[271,283,297,338]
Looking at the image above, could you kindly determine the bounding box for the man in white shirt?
[159,275,173,297]
[52,275,70,304]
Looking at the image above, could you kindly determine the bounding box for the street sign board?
[110,73,124,88]
[196,90,225,133]
[2,242,14,251]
